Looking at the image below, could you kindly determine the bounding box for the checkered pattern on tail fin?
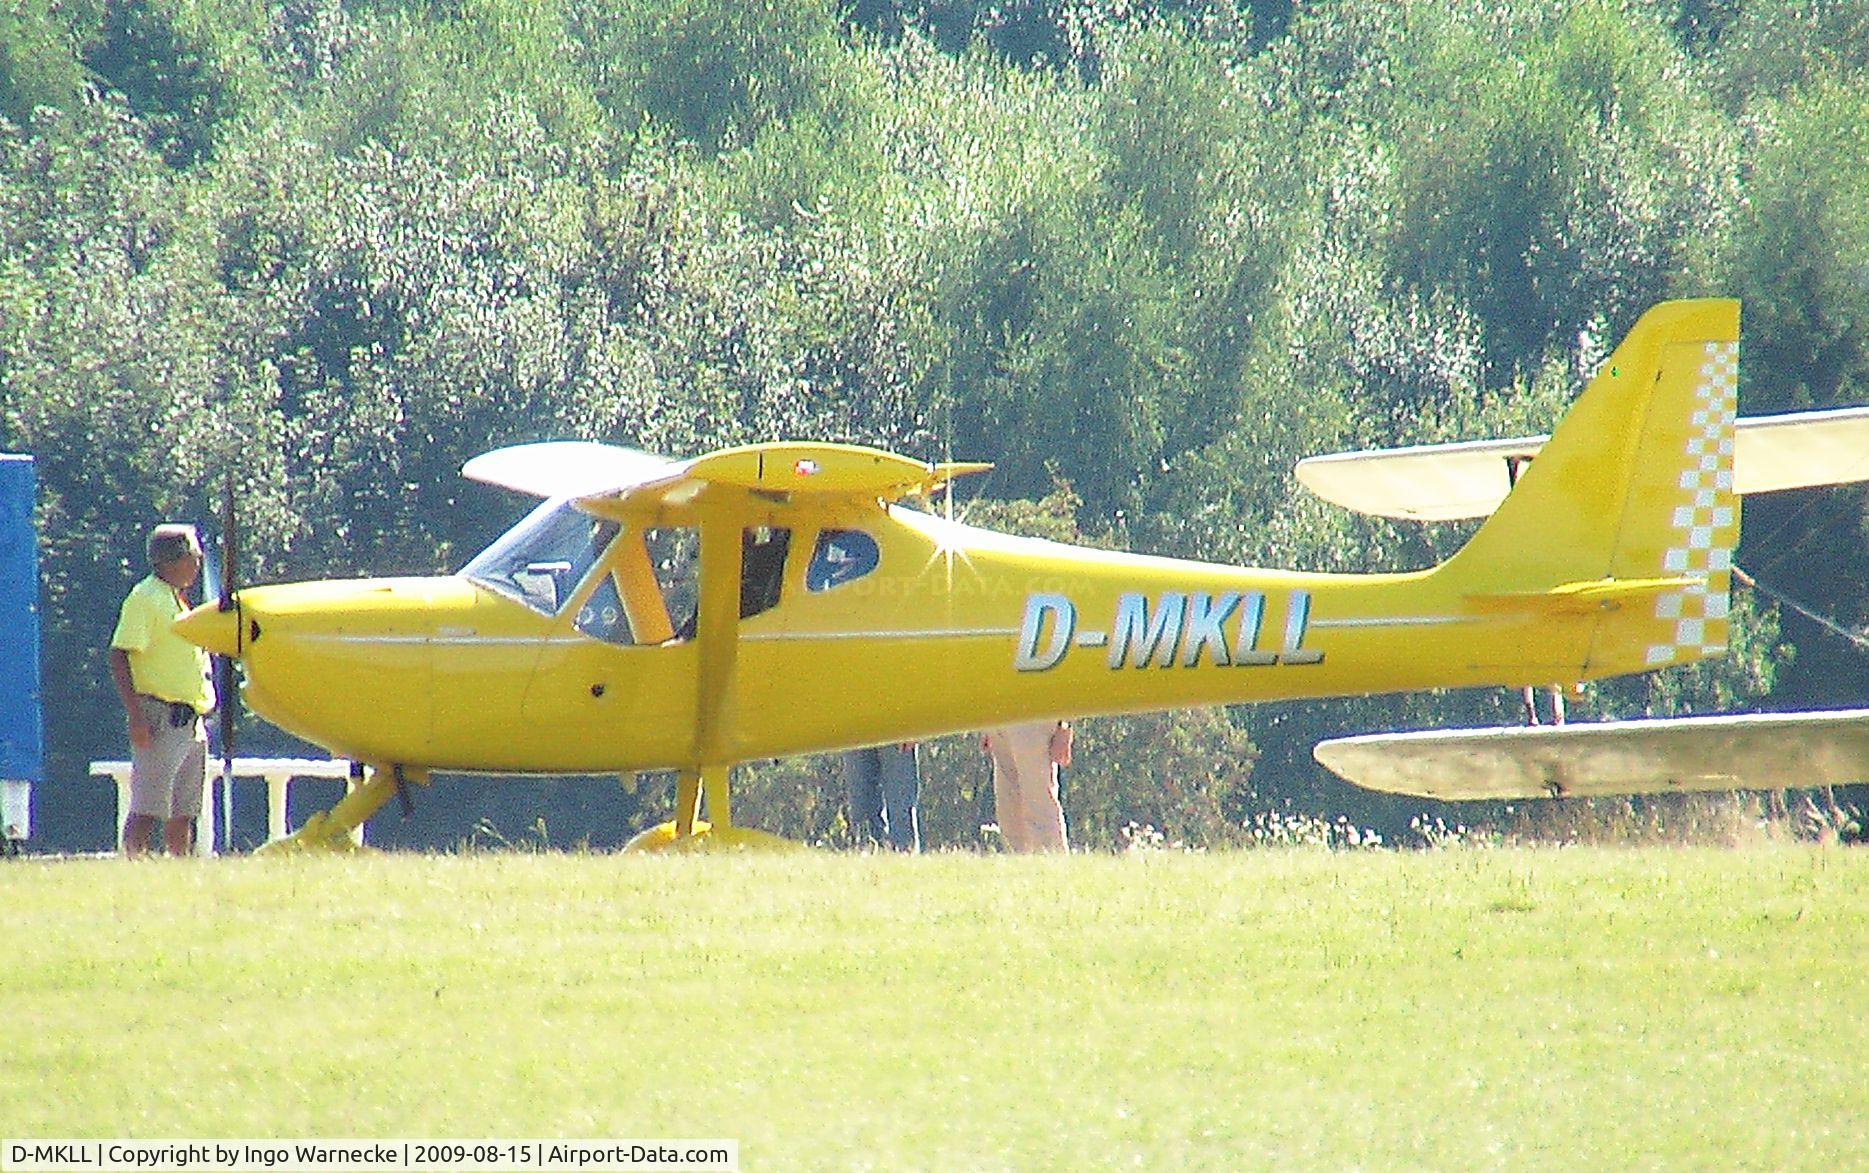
[1644,341,1740,668]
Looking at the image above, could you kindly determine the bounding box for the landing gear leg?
[704,768,731,831]
[621,764,799,853]
[674,769,702,837]
[258,764,429,853]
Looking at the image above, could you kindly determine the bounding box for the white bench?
[90,757,356,854]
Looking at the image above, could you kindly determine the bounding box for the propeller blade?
[216,476,239,850]
[216,654,236,851]
[219,478,236,613]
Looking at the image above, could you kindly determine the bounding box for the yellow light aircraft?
[178,298,1744,849]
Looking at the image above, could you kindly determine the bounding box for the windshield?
[461,498,619,616]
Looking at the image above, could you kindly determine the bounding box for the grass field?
[5,847,1866,1169]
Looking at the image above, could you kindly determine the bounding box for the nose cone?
[175,601,240,656]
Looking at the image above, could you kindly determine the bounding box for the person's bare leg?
[163,816,194,856]
[122,813,160,858]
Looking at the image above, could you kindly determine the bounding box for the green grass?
[5,848,1866,1169]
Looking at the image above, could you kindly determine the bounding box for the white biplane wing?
[1298,406,1869,521]
[1314,709,1869,800]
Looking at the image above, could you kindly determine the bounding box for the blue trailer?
[1,455,42,852]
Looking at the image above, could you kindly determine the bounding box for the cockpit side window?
[461,498,619,617]
[647,526,700,640]
[573,571,633,644]
[806,528,878,592]
[567,529,683,646]
[741,527,790,619]
[587,526,790,644]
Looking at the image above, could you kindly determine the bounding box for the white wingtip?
[462,441,677,500]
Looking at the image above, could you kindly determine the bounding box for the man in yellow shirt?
[108,524,216,857]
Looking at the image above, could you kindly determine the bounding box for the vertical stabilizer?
[1435,299,1741,678]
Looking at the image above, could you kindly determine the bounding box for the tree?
[81,0,229,167]
[1723,79,1869,710]
[0,0,86,126]
[569,0,840,154]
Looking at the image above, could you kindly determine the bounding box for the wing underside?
[1315,709,1869,800]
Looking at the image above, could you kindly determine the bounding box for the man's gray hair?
[147,524,202,568]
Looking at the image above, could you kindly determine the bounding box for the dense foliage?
[4,0,1865,850]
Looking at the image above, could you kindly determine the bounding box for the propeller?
[214,477,239,852]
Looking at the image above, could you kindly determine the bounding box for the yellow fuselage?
[192,501,1590,774]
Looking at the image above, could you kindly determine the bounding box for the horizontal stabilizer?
[1464,576,1705,615]
[1299,405,1869,521]
[1315,709,1869,800]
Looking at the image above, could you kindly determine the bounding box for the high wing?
[461,441,680,500]
[1297,405,1869,521]
[463,440,990,512]
[1314,709,1869,800]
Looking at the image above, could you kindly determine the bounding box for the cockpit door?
[514,526,697,768]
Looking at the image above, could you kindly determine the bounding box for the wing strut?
[692,510,742,818]
[621,503,796,851]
